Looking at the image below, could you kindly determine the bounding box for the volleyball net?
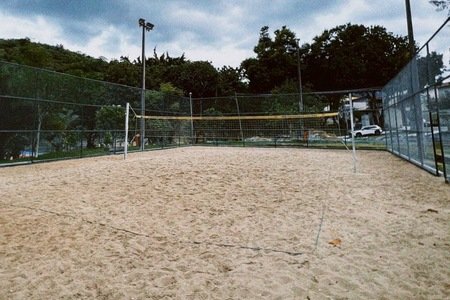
[124,93,349,156]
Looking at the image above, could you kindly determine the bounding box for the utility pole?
[288,39,304,112]
[138,18,154,151]
[405,0,415,57]
[404,1,425,165]
[296,39,304,112]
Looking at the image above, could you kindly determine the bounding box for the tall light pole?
[404,1,425,164]
[295,38,304,112]
[404,0,415,57]
[288,40,304,112]
[139,18,154,151]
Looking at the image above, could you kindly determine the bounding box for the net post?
[349,93,357,173]
[189,92,194,144]
[124,102,129,159]
[234,92,244,145]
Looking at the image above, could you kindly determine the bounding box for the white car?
[352,125,383,137]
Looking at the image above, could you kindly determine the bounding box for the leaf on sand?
[328,238,342,247]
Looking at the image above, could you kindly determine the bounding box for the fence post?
[124,103,129,159]
[234,93,244,146]
[189,92,194,145]
[349,93,357,173]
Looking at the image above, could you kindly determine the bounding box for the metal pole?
[234,92,244,145]
[405,0,415,57]
[139,18,154,151]
[124,103,129,159]
[349,93,357,173]
[189,92,194,144]
[140,24,146,151]
[296,39,304,112]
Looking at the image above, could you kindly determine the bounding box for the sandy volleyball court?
[0,147,449,299]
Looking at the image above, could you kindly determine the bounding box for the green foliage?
[203,107,223,116]
[0,64,35,159]
[95,105,125,147]
[0,38,108,79]
[105,56,140,86]
[95,105,125,130]
[304,24,411,109]
[269,81,300,114]
[160,82,183,96]
[241,23,411,108]
[306,24,411,90]
[168,61,219,97]
[45,108,80,151]
[418,51,445,87]
[270,81,328,113]
[147,119,174,144]
[217,66,246,96]
[242,26,298,93]
[0,39,246,97]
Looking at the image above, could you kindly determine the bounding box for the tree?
[145,83,183,112]
[418,51,445,87]
[105,56,140,86]
[217,66,247,96]
[95,105,125,146]
[96,105,124,131]
[0,38,109,80]
[169,61,219,97]
[0,98,33,160]
[144,50,187,90]
[303,24,411,109]
[44,108,80,151]
[0,61,38,159]
[270,81,327,113]
[241,26,299,93]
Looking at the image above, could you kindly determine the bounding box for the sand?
[0,146,449,299]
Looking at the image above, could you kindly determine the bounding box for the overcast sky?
[0,0,448,68]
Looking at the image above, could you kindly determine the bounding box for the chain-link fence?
[1,59,385,166]
[382,17,450,182]
[0,61,144,164]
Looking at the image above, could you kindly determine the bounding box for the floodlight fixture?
[146,22,154,31]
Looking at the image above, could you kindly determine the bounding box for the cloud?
[0,12,62,42]
[0,0,448,68]
[4,0,130,23]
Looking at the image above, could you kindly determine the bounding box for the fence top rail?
[0,94,108,108]
[192,87,382,101]
[0,60,142,92]
[417,16,449,54]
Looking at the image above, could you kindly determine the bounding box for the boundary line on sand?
[2,202,304,257]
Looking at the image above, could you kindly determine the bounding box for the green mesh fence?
[1,60,386,166]
[0,61,162,164]
[382,17,450,182]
